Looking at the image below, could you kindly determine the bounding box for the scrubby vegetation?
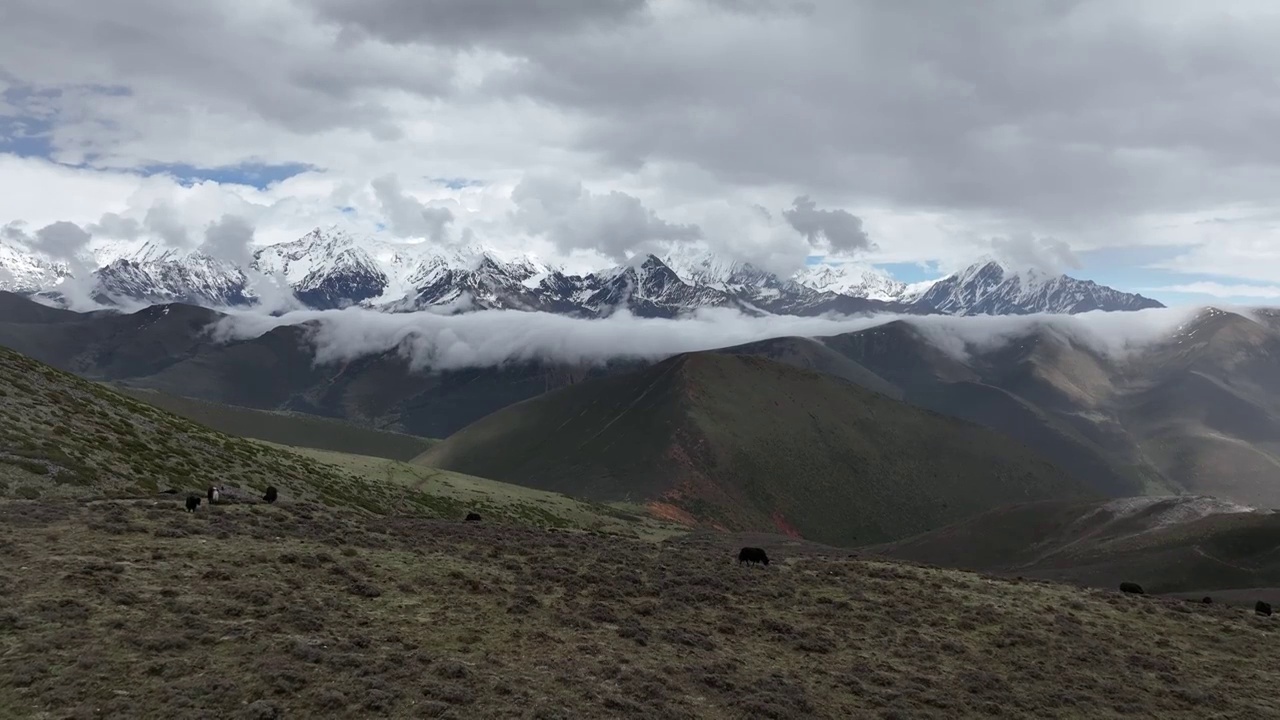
[0,345,677,536]
[0,499,1277,719]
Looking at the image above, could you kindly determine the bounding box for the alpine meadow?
[3,1,1280,718]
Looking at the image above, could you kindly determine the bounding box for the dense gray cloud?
[309,0,649,48]
[990,234,1081,274]
[1,221,28,245]
[782,196,873,254]
[86,212,143,240]
[511,174,701,261]
[142,202,191,248]
[371,174,455,241]
[33,220,90,260]
[479,0,1280,227]
[13,219,100,310]
[200,214,256,266]
[0,0,452,162]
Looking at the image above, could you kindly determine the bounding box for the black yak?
[1202,596,1213,604]
[465,512,481,522]
[1256,601,1273,617]
[263,486,278,504]
[738,547,769,566]
[1119,582,1144,595]
[185,495,201,512]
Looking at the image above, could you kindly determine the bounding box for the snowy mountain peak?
[916,261,1165,316]
[791,262,907,302]
[0,226,1167,318]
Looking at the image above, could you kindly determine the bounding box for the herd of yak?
[161,489,1276,614]
[1121,580,1273,616]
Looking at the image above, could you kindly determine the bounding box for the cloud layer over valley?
[209,304,1209,372]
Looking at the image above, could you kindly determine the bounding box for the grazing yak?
[263,486,278,504]
[1119,582,1144,595]
[738,547,769,566]
[207,486,221,503]
[1256,601,1273,617]
[185,495,201,512]
[465,512,482,522]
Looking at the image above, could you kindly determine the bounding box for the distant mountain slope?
[417,352,1092,546]
[9,294,1280,510]
[711,335,902,399]
[112,386,437,461]
[2,226,1164,317]
[867,496,1280,594]
[811,310,1280,505]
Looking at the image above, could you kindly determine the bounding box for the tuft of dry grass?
[0,498,1277,719]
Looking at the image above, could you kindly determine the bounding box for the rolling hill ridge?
[419,352,1094,546]
[868,495,1280,595]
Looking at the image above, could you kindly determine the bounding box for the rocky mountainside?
[0,226,1164,317]
[914,261,1165,315]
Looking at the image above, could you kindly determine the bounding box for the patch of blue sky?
[0,118,54,159]
[872,261,942,283]
[0,82,129,163]
[1076,246,1280,307]
[138,161,317,189]
[430,177,485,189]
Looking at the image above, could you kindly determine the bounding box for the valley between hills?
[2,293,1280,718]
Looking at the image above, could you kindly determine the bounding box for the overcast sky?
[2,0,1280,301]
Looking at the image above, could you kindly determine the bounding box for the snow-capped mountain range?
[0,226,1164,317]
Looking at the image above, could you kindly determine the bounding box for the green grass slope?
[714,335,903,399]
[0,345,673,536]
[113,386,435,461]
[1,499,1277,719]
[419,352,1094,546]
[277,444,684,539]
[868,496,1280,594]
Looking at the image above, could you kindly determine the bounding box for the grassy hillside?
[714,335,902,399]
[0,344,672,537]
[1,498,1277,718]
[114,386,435,461]
[0,342,365,506]
[277,444,684,539]
[420,352,1094,546]
[868,496,1280,594]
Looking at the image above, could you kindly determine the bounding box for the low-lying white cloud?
[902,307,1206,361]
[209,304,1210,372]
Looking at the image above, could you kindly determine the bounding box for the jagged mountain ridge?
[916,261,1165,315]
[0,227,1164,317]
